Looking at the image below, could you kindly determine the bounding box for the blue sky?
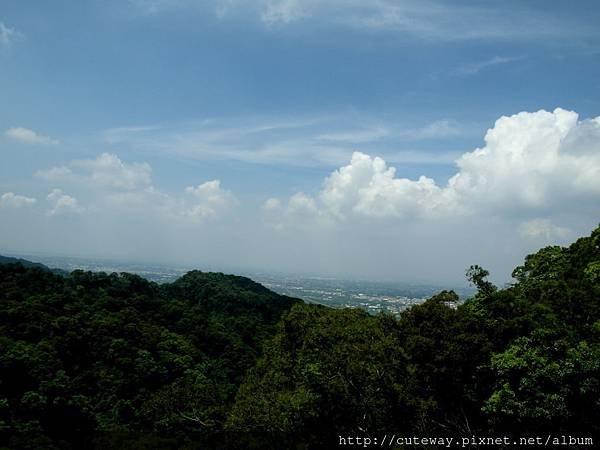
[1,0,600,284]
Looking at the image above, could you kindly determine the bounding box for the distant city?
[4,252,475,315]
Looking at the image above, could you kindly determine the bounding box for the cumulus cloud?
[5,127,58,145]
[38,153,152,190]
[449,108,600,211]
[269,108,600,230]
[35,153,237,223]
[287,192,318,215]
[47,189,84,216]
[320,152,450,219]
[261,192,328,232]
[72,153,152,190]
[185,180,237,220]
[0,192,37,208]
[8,109,599,284]
[262,197,282,212]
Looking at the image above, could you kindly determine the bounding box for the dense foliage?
[229,226,600,446]
[0,268,299,449]
[0,225,599,449]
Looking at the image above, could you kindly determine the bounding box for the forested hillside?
[0,267,300,449]
[0,256,66,276]
[229,226,600,447]
[1,225,599,449]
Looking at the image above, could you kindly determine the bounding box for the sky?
[1,0,600,285]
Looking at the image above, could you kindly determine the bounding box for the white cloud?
[131,0,193,14]
[0,192,37,208]
[5,127,58,145]
[519,218,569,241]
[449,108,600,211]
[455,56,522,76]
[11,109,600,284]
[269,108,600,229]
[318,152,450,220]
[131,0,592,42]
[34,166,72,181]
[260,0,310,25]
[74,153,152,190]
[101,115,470,168]
[397,119,464,140]
[185,180,237,220]
[36,152,238,223]
[39,153,152,190]
[288,192,318,215]
[262,197,282,212]
[0,22,16,47]
[102,125,160,144]
[47,189,84,216]
[72,153,152,190]
[261,192,323,231]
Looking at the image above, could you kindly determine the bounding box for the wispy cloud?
[455,56,523,76]
[101,114,472,167]
[397,120,464,140]
[340,2,573,42]
[130,0,597,43]
[0,22,16,47]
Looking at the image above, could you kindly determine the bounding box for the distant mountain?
[1,225,600,448]
[0,254,67,275]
